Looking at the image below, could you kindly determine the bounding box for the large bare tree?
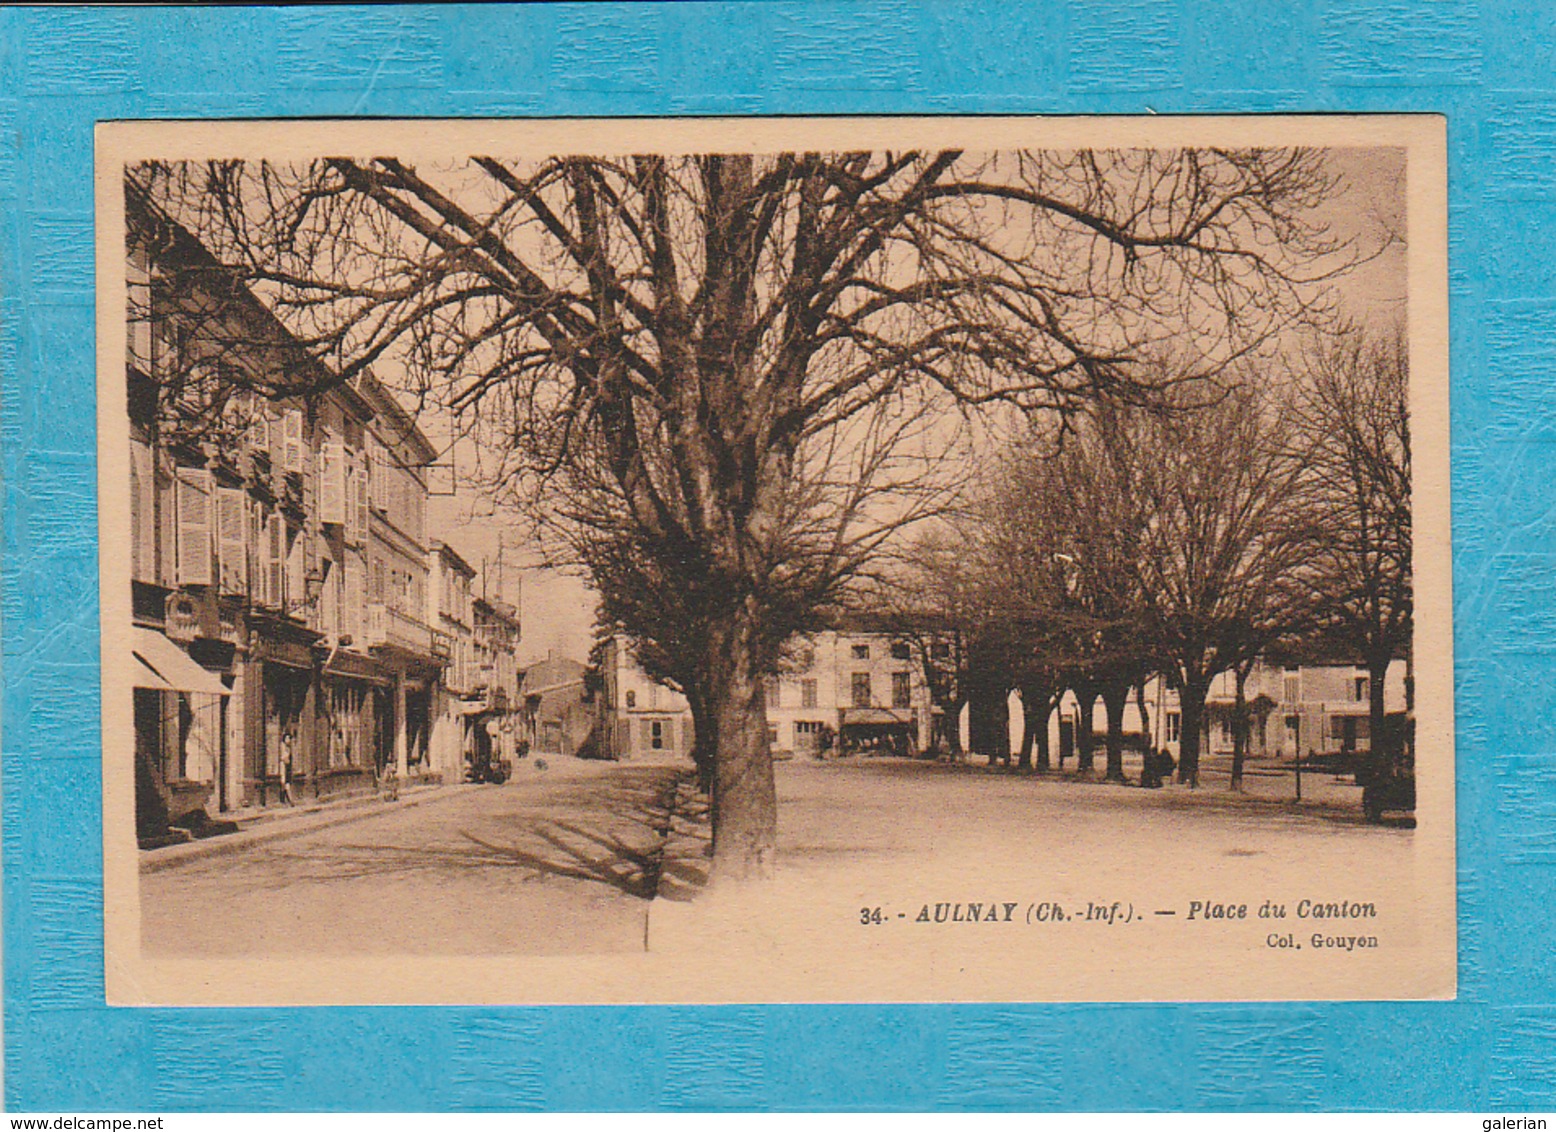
[134,148,1346,874]
[1292,325,1412,780]
[1132,381,1317,785]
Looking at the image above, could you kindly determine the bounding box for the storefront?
[244,618,323,808]
[131,626,231,844]
[320,647,390,799]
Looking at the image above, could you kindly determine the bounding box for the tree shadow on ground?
[231,769,682,896]
[653,785,713,902]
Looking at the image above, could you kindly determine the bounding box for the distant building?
[470,597,523,773]
[519,652,595,758]
[1022,649,1409,767]
[427,541,477,782]
[594,638,696,761]
[593,627,937,761]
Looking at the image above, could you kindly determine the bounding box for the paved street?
[141,758,684,956]
[145,750,1415,969]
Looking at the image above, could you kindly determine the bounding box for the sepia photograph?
[97,116,1452,1005]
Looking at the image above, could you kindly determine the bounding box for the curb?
[139,782,479,873]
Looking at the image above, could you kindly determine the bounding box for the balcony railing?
[364,602,434,657]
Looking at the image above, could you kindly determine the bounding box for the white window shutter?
[287,522,306,611]
[354,458,369,544]
[283,409,304,473]
[267,512,284,608]
[344,554,363,643]
[321,441,345,525]
[247,407,266,453]
[245,498,262,598]
[371,440,388,512]
[130,441,156,583]
[216,488,247,595]
[175,467,213,586]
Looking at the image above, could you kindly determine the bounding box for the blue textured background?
[1,1,1550,1112]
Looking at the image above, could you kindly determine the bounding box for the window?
[625,689,636,709]
[764,675,781,709]
[174,466,213,586]
[795,720,822,735]
[932,641,951,660]
[1283,670,1300,704]
[766,725,779,746]
[851,643,870,660]
[650,720,667,750]
[1354,676,1369,703]
[890,641,911,660]
[129,441,156,584]
[1166,712,1181,742]
[892,671,912,708]
[801,679,818,709]
[852,672,872,708]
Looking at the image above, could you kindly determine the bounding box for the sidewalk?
[140,779,477,873]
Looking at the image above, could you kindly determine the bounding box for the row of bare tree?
[882,327,1411,790]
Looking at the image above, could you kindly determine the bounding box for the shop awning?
[132,628,230,696]
[133,653,173,691]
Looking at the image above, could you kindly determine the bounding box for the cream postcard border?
[97,115,1453,1005]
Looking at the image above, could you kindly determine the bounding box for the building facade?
[427,541,477,782]
[594,629,937,761]
[519,653,595,758]
[126,189,452,841]
[1005,653,1410,767]
[468,597,523,775]
[594,637,696,761]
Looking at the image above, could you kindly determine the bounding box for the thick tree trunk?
[1102,681,1129,783]
[685,685,717,794]
[1034,697,1052,771]
[1366,651,1391,785]
[945,699,966,757]
[1177,678,1209,786]
[1229,668,1249,793]
[705,611,778,879]
[969,682,1010,766]
[1017,680,1051,771]
[1074,683,1098,774]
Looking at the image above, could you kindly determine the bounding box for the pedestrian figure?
[278,729,296,806]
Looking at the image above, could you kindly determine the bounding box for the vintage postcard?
[98,115,1452,1005]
